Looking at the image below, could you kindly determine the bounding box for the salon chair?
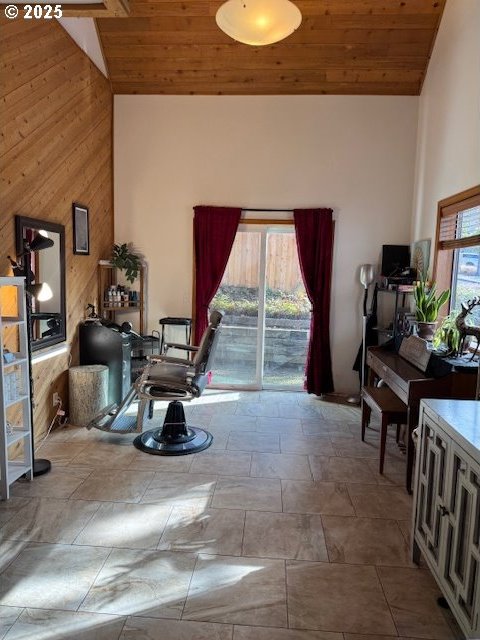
[133,310,223,455]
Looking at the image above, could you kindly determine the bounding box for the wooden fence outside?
[222,231,303,292]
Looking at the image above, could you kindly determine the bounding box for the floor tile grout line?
[373,563,401,637]
[116,613,129,640]
[154,503,174,550]
[179,551,200,620]
[75,545,115,613]
[0,604,25,631]
[283,558,290,629]
[69,499,104,546]
[66,467,95,500]
[318,513,331,564]
[239,509,247,557]
[137,468,160,503]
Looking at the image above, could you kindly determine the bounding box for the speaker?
[381,245,410,278]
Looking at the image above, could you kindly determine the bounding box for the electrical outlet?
[52,392,61,406]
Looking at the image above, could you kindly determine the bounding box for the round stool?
[69,365,109,427]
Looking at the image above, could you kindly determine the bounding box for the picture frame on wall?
[411,238,431,280]
[72,203,89,255]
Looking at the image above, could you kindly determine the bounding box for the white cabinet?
[0,277,33,500]
[413,399,480,638]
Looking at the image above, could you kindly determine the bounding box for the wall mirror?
[15,216,66,351]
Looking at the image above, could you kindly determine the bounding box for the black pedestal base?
[133,400,213,456]
[33,458,51,477]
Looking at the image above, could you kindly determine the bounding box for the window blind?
[438,193,480,251]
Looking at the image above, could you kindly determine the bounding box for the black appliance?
[79,322,131,406]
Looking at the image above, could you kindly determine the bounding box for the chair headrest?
[209,309,224,328]
[193,309,224,374]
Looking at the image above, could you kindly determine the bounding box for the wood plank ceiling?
[96,0,446,95]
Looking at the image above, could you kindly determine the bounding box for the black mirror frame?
[15,215,67,352]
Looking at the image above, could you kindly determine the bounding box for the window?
[434,186,480,326]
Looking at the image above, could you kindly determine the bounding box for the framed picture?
[72,203,89,255]
[411,238,431,280]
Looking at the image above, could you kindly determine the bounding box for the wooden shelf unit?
[98,262,145,334]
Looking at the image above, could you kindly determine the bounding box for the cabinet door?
[443,443,480,633]
[415,414,450,571]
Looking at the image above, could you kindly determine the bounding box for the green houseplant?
[414,278,450,341]
[432,312,461,356]
[111,243,141,284]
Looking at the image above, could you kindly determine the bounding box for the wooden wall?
[0,17,113,438]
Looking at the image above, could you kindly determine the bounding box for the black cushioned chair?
[133,310,223,455]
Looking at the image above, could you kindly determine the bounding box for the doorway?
[210,224,310,389]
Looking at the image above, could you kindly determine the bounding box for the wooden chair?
[361,385,408,474]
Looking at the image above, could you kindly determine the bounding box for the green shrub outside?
[211,285,310,320]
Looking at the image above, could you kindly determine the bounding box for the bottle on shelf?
[97,261,145,334]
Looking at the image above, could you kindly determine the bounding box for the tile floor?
[0,390,462,640]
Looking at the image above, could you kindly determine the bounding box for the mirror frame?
[15,215,66,352]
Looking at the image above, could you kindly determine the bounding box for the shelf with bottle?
[98,262,145,334]
[103,284,141,308]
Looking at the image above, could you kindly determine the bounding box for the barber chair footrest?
[134,426,213,456]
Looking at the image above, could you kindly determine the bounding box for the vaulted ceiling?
[95,0,446,95]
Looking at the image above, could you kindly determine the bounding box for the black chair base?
[133,400,213,456]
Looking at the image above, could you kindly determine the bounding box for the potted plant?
[111,243,141,284]
[414,278,450,341]
[432,312,461,356]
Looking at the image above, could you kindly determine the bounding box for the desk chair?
[133,310,223,455]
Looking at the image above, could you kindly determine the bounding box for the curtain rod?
[241,208,294,213]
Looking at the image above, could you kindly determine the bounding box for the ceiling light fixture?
[216,0,302,46]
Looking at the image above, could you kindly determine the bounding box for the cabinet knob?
[440,505,449,517]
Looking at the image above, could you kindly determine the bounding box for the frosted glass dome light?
[216,0,302,46]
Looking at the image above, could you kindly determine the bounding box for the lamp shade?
[216,0,301,46]
[27,282,53,301]
[359,264,375,289]
[29,233,54,252]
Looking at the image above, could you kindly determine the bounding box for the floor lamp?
[359,264,376,393]
[9,233,54,477]
[348,264,376,405]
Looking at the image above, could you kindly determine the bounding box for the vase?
[417,321,437,341]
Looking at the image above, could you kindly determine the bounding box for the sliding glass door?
[210,224,309,390]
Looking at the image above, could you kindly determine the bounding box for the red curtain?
[294,208,334,395]
[194,205,241,343]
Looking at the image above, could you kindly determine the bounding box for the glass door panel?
[263,231,310,389]
[210,230,261,387]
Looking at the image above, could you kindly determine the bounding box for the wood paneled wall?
[0,17,113,438]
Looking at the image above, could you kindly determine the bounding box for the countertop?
[422,398,480,460]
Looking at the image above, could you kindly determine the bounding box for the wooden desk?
[366,346,477,493]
